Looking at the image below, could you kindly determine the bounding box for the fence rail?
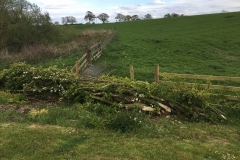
[91,42,102,61]
[160,73,240,82]
[159,81,240,92]
[71,29,117,76]
[130,65,240,101]
[102,28,117,48]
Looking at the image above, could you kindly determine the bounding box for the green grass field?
[65,12,240,82]
[1,12,240,160]
[0,95,239,159]
[0,121,239,160]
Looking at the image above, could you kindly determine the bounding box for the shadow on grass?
[54,135,89,152]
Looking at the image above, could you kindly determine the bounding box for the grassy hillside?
[67,12,240,82]
[1,12,240,160]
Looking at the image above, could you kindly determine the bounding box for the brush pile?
[0,63,227,122]
[66,75,227,122]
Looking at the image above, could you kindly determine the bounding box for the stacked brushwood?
[84,78,171,116]
[0,63,227,122]
[72,76,227,122]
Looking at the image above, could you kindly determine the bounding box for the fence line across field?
[159,73,240,82]
[130,65,240,101]
[71,29,117,76]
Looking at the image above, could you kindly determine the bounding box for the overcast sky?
[28,0,240,23]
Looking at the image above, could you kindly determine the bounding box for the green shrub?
[0,91,28,104]
[61,83,87,103]
[0,0,62,51]
[0,62,31,92]
[107,109,144,133]
[0,62,77,97]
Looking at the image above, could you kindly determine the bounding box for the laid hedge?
[0,62,227,122]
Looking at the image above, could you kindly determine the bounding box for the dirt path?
[81,64,111,77]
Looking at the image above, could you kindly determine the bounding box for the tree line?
[61,12,154,25]
[163,13,185,18]
[115,13,153,22]
[61,11,186,25]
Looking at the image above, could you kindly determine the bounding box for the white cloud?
[148,0,166,5]
[164,0,240,15]
[28,0,240,23]
[33,0,78,6]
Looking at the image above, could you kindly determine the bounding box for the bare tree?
[115,13,125,22]
[84,11,95,23]
[144,14,152,20]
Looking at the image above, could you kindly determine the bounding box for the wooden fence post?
[154,65,159,83]
[98,35,101,43]
[86,48,92,65]
[76,61,80,77]
[98,42,102,56]
[98,35,101,55]
[130,65,134,80]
